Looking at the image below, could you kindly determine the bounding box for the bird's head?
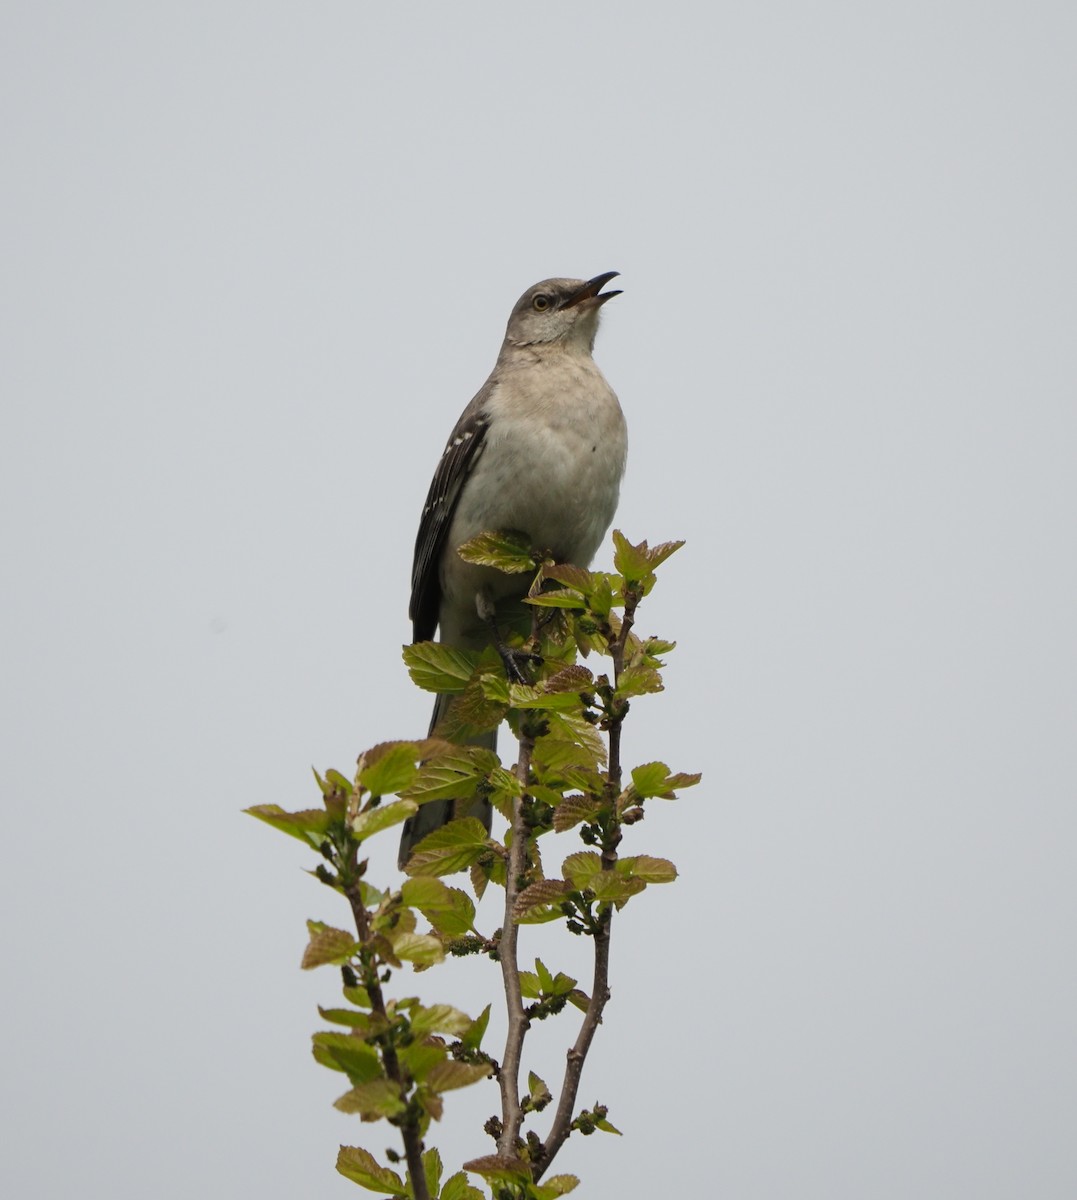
[503,272,622,352]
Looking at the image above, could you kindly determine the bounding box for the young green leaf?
[245,805,331,847]
[311,1032,382,1083]
[422,1147,443,1200]
[410,1003,475,1039]
[423,1060,492,1093]
[459,1003,491,1052]
[402,817,493,877]
[336,1146,407,1195]
[301,922,359,970]
[334,1078,407,1119]
[513,878,571,924]
[351,798,418,842]
[388,930,445,967]
[403,642,480,694]
[456,529,537,573]
[356,741,423,796]
[440,1172,485,1200]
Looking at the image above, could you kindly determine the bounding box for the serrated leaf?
[612,530,685,581]
[561,851,604,890]
[661,771,702,795]
[336,1145,407,1194]
[551,794,601,833]
[342,984,372,1009]
[398,1041,447,1082]
[389,931,445,966]
[508,682,586,712]
[400,750,500,806]
[440,1171,485,1200]
[518,970,541,999]
[524,588,589,610]
[590,873,647,904]
[615,663,664,698]
[245,804,331,846]
[351,798,418,842]
[410,1003,474,1038]
[619,855,678,883]
[424,1060,492,1093]
[460,1003,491,1051]
[537,1176,580,1197]
[318,1006,370,1029]
[536,710,607,769]
[541,563,594,593]
[403,642,480,694]
[301,922,359,969]
[528,1071,552,1106]
[356,742,423,796]
[311,1032,382,1083]
[422,1147,443,1199]
[461,1155,532,1184]
[457,529,537,572]
[534,958,554,993]
[402,817,493,877]
[334,1077,406,1118]
[513,879,571,923]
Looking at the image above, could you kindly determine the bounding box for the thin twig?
[534,593,638,1180]
[344,876,431,1200]
[496,724,536,1155]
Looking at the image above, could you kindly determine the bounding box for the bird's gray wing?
[409,395,491,643]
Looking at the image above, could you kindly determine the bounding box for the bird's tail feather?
[397,691,497,869]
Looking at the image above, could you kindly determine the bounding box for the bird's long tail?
[396,691,496,869]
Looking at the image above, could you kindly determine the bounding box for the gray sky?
[3,3,1075,1197]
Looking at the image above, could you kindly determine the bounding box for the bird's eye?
[532,294,551,312]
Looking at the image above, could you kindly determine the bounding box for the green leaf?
[590,873,647,905]
[402,817,493,877]
[403,876,479,937]
[400,750,500,806]
[507,682,586,712]
[619,854,678,883]
[356,741,422,796]
[615,663,664,698]
[336,1145,407,1194]
[388,930,445,966]
[518,970,541,999]
[528,1070,552,1107]
[301,922,358,969]
[596,1118,623,1135]
[422,1147,443,1199]
[456,529,537,573]
[311,1032,382,1083]
[334,1078,406,1118]
[424,1060,492,1093]
[537,1176,580,1198]
[440,1171,485,1200]
[534,958,554,993]
[342,984,372,1009]
[630,761,701,800]
[317,1006,370,1028]
[560,851,603,890]
[245,805,331,847]
[524,588,588,610]
[612,530,685,581]
[551,794,601,833]
[398,1041,447,1082]
[460,1003,491,1051]
[351,798,418,842]
[403,642,480,694]
[409,1003,474,1038]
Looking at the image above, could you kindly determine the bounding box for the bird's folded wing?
[409,396,491,643]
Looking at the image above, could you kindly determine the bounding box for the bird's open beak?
[562,271,622,309]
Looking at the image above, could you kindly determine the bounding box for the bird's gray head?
[503,271,622,353]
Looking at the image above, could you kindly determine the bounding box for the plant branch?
[344,871,431,1200]
[496,724,536,1156]
[534,592,637,1180]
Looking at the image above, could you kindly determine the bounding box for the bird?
[398,272,627,867]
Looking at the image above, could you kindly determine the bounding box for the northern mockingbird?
[398,271,627,867]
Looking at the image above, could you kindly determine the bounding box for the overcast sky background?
[3,4,1075,1197]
